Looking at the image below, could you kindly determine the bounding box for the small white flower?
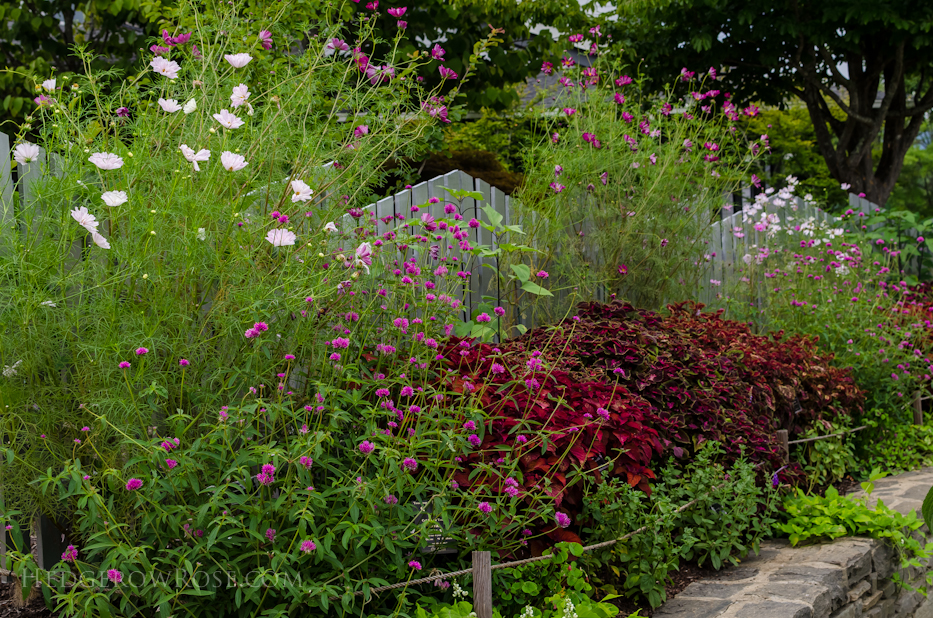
[220,151,248,172]
[158,98,183,113]
[42,78,56,91]
[182,98,197,114]
[197,228,206,241]
[246,102,254,116]
[2,360,23,378]
[13,142,40,165]
[179,144,211,171]
[70,206,99,232]
[91,231,111,249]
[230,84,250,108]
[290,179,313,202]
[323,221,338,233]
[150,56,181,79]
[88,152,124,170]
[101,190,128,206]
[224,53,253,68]
[40,300,57,307]
[266,229,297,247]
[212,109,244,129]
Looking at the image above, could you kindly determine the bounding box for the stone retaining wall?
[656,468,933,618]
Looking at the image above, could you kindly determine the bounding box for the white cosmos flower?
[246,102,254,116]
[101,190,128,206]
[2,360,22,378]
[323,222,338,233]
[220,151,248,171]
[212,109,244,129]
[13,142,40,165]
[266,229,297,247]
[158,98,183,113]
[197,228,206,241]
[91,231,111,249]
[179,144,211,171]
[182,98,197,114]
[290,179,313,202]
[41,79,56,91]
[88,152,124,170]
[150,56,181,79]
[70,206,99,232]
[230,84,250,108]
[224,53,253,68]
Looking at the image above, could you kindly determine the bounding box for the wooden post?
[777,429,789,462]
[472,551,492,618]
[913,391,924,426]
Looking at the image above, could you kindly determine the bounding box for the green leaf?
[921,485,933,532]
[520,280,553,297]
[510,264,531,282]
[481,205,503,229]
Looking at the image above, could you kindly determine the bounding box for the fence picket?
[0,133,13,254]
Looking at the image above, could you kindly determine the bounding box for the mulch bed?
[0,582,55,618]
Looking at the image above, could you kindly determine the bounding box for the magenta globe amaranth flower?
[135,347,148,355]
[125,478,143,491]
[408,560,422,570]
[402,457,418,472]
[178,358,190,366]
[119,361,131,369]
[478,501,492,514]
[555,512,571,528]
[359,441,375,454]
[107,569,122,584]
[300,540,316,553]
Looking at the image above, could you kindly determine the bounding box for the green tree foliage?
[0,0,161,128]
[607,0,933,206]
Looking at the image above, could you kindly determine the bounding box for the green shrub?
[780,471,933,576]
[578,444,776,608]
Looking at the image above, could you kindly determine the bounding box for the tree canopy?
[609,0,933,206]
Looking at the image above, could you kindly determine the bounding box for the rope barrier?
[787,425,867,445]
[335,477,737,600]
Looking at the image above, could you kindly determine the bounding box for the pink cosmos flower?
[325,38,350,55]
[430,44,446,60]
[259,30,273,50]
[125,478,143,491]
[230,84,250,108]
[13,143,40,165]
[88,152,124,170]
[354,125,369,138]
[562,107,576,116]
[70,206,99,233]
[266,229,297,246]
[366,64,395,85]
[387,6,406,17]
[179,144,210,171]
[541,61,554,75]
[213,109,244,129]
[107,569,122,584]
[549,182,565,193]
[438,66,458,80]
[224,53,253,68]
[157,98,182,113]
[354,242,373,272]
[101,190,128,207]
[291,179,314,202]
[221,151,248,171]
[150,57,180,79]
